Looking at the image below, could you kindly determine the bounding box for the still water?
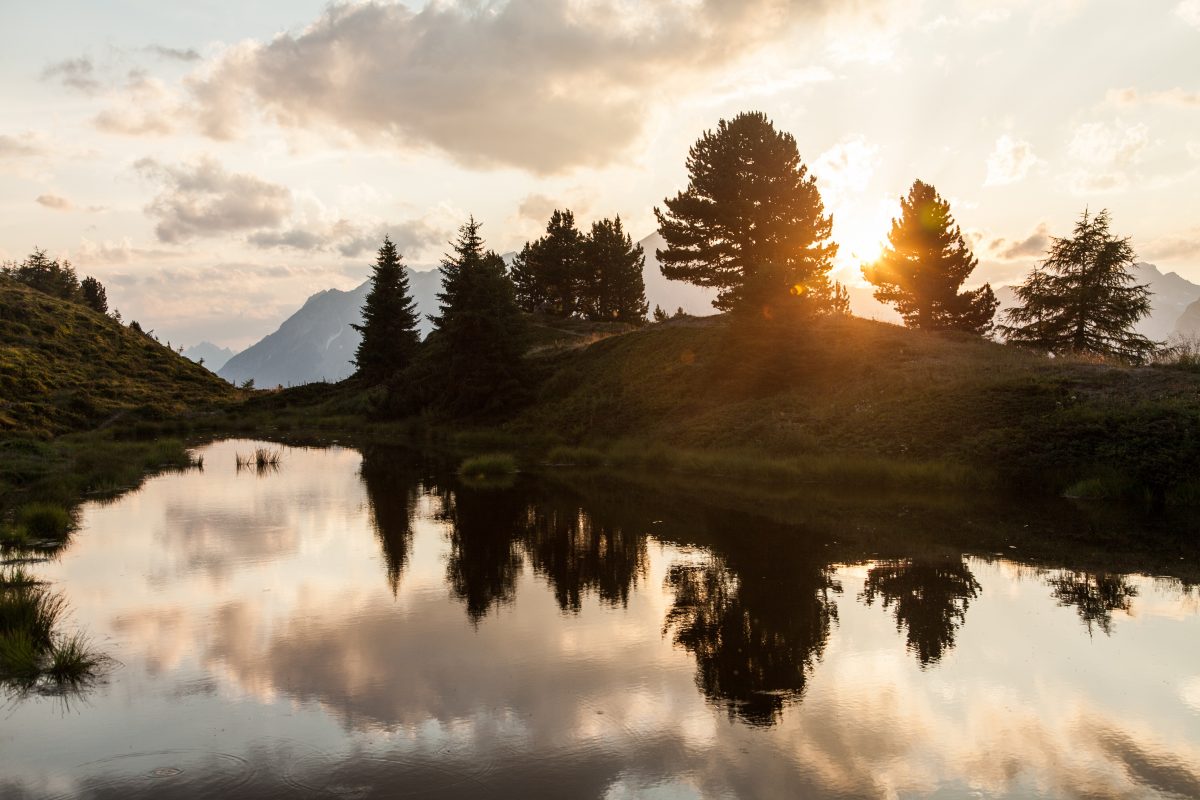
[3,440,1200,799]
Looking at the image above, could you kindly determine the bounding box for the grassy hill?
[513,313,1200,501]
[0,279,238,437]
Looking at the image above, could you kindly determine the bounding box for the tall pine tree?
[352,235,420,383]
[427,217,528,416]
[655,111,838,317]
[862,180,997,335]
[999,209,1156,362]
[511,209,585,316]
[581,216,649,322]
[80,276,108,315]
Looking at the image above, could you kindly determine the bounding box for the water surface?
[3,440,1199,799]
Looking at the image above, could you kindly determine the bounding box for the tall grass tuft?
[0,567,40,588]
[458,453,519,478]
[0,586,65,648]
[15,503,72,540]
[45,633,101,684]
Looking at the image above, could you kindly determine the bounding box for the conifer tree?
[352,235,421,383]
[862,180,997,335]
[581,216,649,322]
[999,209,1157,362]
[427,217,528,416]
[80,276,108,314]
[655,111,838,316]
[4,248,81,300]
[511,209,585,316]
[652,305,668,323]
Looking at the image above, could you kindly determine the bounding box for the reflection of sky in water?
[1,440,1199,799]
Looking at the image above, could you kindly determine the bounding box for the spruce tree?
[352,235,421,383]
[581,216,649,322]
[511,209,585,316]
[999,209,1157,362]
[5,249,80,300]
[862,180,997,335]
[80,276,108,314]
[655,111,838,316]
[428,217,528,416]
[652,305,668,323]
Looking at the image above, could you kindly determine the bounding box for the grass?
[15,503,72,540]
[0,567,41,589]
[0,582,103,689]
[546,445,606,467]
[236,447,281,473]
[459,453,519,478]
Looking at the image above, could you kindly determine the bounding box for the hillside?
[514,313,1200,498]
[0,279,238,436]
[183,341,237,372]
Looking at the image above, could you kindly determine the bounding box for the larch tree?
[999,209,1157,362]
[427,217,528,416]
[862,180,997,335]
[581,216,649,323]
[352,235,421,384]
[655,111,838,317]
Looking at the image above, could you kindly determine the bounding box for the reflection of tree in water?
[520,501,647,612]
[664,556,840,726]
[359,452,423,596]
[1048,571,1138,636]
[438,484,527,623]
[860,557,981,667]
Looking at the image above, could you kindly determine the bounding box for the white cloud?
[984,135,1041,186]
[104,0,883,174]
[35,194,73,211]
[1105,87,1200,108]
[134,156,293,243]
[1177,0,1200,29]
[1067,121,1149,166]
[812,135,881,202]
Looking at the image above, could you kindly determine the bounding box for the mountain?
[0,278,236,436]
[993,262,1200,340]
[183,341,236,372]
[1174,300,1200,339]
[218,268,442,388]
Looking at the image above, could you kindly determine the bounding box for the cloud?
[41,57,100,93]
[1106,87,1200,108]
[1068,121,1149,166]
[36,194,73,211]
[1141,230,1200,262]
[0,133,44,160]
[146,45,201,62]
[164,0,870,173]
[1178,0,1200,29]
[984,135,1041,186]
[987,223,1050,260]
[93,73,181,136]
[75,237,183,265]
[812,135,880,202]
[248,216,448,259]
[134,156,293,243]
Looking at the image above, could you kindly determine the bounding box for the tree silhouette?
[511,209,585,316]
[79,276,109,315]
[580,216,649,323]
[352,236,421,384]
[862,180,996,334]
[655,111,838,317]
[664,555,840,726]
[359,450,421,596]
[3,248,81,300]
[519,499,647,612]
[427,217,528,417]
[438,483,527,623]
[999,209,1157,362]
[1048,570,1138,636]
[860,556,981,666]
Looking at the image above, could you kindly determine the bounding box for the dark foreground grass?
[0,583,103,690]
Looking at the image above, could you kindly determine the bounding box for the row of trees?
[353,110,1162,409]
[1,249,109,315]
[511,211,649,322]
[655,110,1155,361]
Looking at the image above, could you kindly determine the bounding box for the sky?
[1,0,1198,349]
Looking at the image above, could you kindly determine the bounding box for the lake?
[3,439,1199,799]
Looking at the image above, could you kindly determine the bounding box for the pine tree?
[999,209,1157,362]
[652,305,668,323]
[511,209,585,316]
[80,276,108,314]
[352,235,421,383]
[4,249,80,300]
[581,216,649,322]
[862,180,996,335]
[655,111,838,316]
[427,217,528,416]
